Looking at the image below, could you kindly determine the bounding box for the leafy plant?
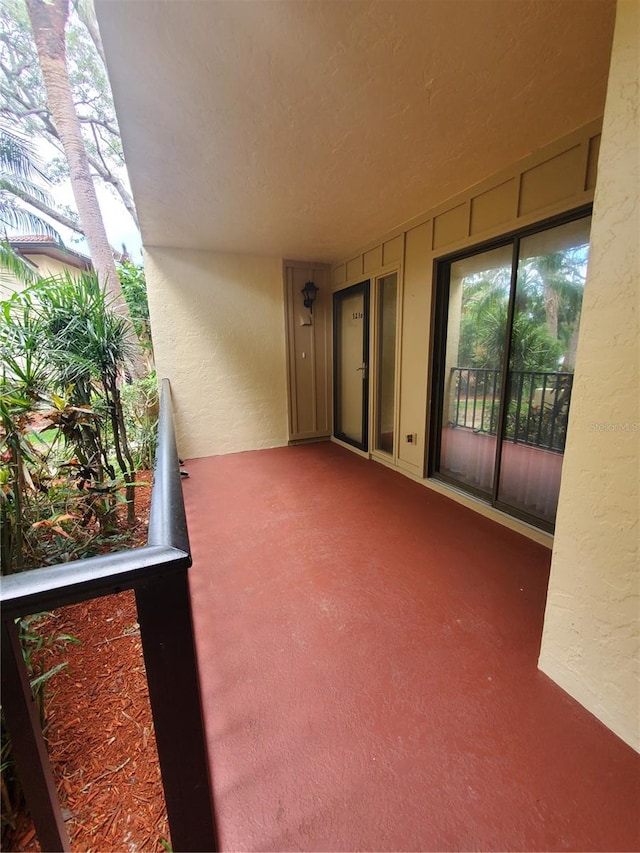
[0,270,156,841]
[456,246,587,373]
[119,371,158,470]
[1,614,79,834]
[25,271,139,522]
[0,270,146,574]
[118,261,154,365]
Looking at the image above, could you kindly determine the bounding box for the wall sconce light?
[301,281,319,313]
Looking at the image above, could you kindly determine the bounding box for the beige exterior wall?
[330,119,601,545]
[538,0,639,753]
[0,253,86,299]
[144,248,289,459]
[23,254,79,279]
[0,276,23,300]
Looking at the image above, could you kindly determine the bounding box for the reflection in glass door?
[497,217,591,523]
[375,273,398,455]
[438,245,512,493]
[333,281,370,450]
[431,211,591,530]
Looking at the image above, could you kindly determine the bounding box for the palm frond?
[0,125,61,242]
[0,241,40,287]
[0,196,61,240]
[0,126,49,183]
[0,175,56,208]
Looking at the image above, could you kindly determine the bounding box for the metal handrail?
[0,378,217,852]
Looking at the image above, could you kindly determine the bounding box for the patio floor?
[182,441,640,852]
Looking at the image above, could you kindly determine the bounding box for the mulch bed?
[4,474,170,852]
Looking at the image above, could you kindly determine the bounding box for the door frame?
[427,204,592,532]
[333,280,370,451]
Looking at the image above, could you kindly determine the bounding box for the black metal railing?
[448,367,574,453]
[0,379,217,852]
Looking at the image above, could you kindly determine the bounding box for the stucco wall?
[24,255,80,279]
[144,248,289,459]
[0,254,85,299]
[538,0,639,752]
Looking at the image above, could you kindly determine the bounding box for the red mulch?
[4,475,171,853]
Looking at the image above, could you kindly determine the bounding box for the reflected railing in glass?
[448,366,574,454]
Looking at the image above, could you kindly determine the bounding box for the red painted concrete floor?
[183,442,640,852]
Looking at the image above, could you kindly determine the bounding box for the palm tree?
[36,270,138,522]
[530,249,586,370]
[457,248,585,372]
[25,0,128,316]
[2,270,139,530]
[0,125,60,286]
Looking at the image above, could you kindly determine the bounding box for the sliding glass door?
[430,211,591,530]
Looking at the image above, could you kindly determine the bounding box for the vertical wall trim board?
[284,261,332,442]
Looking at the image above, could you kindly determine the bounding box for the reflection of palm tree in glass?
[530,249,586,370]
[457,248,587,373]
[441,223,590,523]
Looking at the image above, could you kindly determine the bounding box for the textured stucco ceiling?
[96,0,615,263]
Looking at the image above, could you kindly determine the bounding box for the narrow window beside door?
[375,273,398,455]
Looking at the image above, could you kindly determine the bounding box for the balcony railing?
[0,379,217,852]
[449,367,574,453]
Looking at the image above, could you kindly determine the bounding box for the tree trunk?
[86,149,140,230]
[25,0,128,316]
[104,375,136,525]
[75,0,107,67]
[6,183,84,235]
[565,312,581,371]
[543,284,560,340]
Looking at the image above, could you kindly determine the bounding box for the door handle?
[356,364,368,379]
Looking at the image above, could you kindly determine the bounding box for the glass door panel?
[497,217,591,523]
[333,281,370,449]
[439,245,512,494]
[375,273,398,455]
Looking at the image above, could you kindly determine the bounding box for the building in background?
[0,235,92,299]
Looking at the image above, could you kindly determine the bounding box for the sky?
[15,137,144,264]
[8,141,143,263]
[49,172,144,264]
